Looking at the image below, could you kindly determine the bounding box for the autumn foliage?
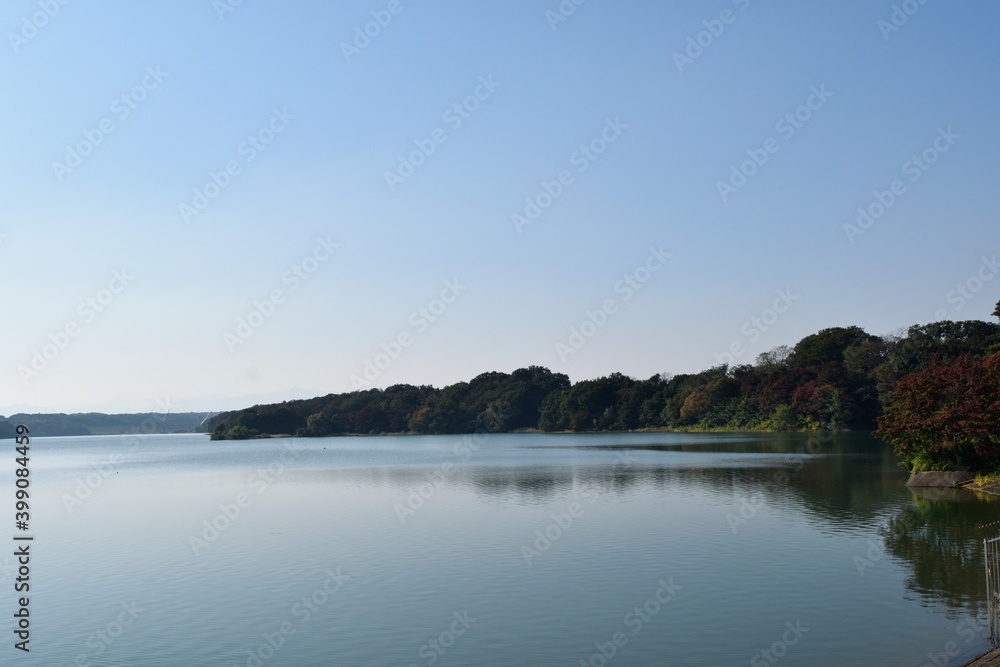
[876,353,1000,472]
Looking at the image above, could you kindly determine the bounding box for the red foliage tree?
[876,354,1000,471]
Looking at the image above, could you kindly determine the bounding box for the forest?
[208,314,1000,455]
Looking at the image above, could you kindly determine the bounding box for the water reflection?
[275,434,906,519]
[882,489,1000,615]
[274,433,1000,622]
[22,431,1000,666]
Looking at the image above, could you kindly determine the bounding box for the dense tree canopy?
[208,320,1000,445]
[787,326,877,369]
[876,353,1000,472]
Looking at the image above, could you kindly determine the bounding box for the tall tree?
[787,326,877,369]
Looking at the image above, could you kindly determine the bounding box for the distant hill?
[207,319,1000,441]
[0,412,213,438]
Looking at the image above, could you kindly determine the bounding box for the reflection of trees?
[282,434,910,519]
[280,434,999,615]
[881,489,1000,615]
[468,468,575,504]
[448,434,909,518]
[794,437,907,524]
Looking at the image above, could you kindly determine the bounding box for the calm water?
[6,431,999,666]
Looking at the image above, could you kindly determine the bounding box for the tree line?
[208,314,1000,445]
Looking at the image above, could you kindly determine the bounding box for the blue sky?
[1,0,998,413]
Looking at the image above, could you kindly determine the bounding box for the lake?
[7,431,998,666]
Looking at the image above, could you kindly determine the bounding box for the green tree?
[407,406,433,434]
[755,345,791,369]
[678,376,738,425]
[538,389,570,432]
[305,405,346,436]
[788,326,877,369]
[766,404,799,431]
[889,321,1000,373]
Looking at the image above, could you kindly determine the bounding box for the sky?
[1,0,998,413]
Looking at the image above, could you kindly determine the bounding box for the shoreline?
[963,480,1000,498]
[212,426,864,441]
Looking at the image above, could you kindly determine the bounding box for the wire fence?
[981,522,1000,642]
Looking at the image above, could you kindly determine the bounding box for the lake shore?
[963,479,1000,498]
[212,425,855,440]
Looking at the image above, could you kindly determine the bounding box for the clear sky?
[1,0,998,413]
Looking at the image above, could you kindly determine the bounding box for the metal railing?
[982,521,1000,640]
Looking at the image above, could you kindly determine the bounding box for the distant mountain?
[167,388,327,413]
[1,388,323,415]
[0,412,212,438]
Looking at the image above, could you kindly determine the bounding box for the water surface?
[8,431,998,666]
